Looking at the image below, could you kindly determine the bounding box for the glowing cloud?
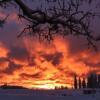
[0,37,100,89]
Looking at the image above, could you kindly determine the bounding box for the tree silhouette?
[82,78,86,88]
[87,73,98,88]
[97,75,100,88]
[78,77,82,89]
[74,75,77,89]
[0,0,100,48]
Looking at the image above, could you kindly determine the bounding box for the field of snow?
[0,89,100,100]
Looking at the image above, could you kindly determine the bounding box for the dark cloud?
[28,56,36,67]
[42,52,63,66]
[2,61,22,75]
[84,61,100,67]
[8,46,29,62]
[74,57,100,68]
[66,36,87,55]
[0,57,8,62]
[20,72,42,79]
[8,46,37,66]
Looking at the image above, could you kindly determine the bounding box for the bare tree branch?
[0,0,100,49]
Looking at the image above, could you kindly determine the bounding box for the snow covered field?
[0,89,100,100]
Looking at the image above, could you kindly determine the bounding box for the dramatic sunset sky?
[0,0,100,89]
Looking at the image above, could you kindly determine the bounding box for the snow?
[0,89,100,100]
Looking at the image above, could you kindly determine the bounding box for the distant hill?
[0,84,28,89]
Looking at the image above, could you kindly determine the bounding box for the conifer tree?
[79,77,82,89]
[74,75,77,89]
[82,78,86,88]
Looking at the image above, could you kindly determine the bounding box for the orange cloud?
[0,59,9,71]
[0,42,9,58]
[0,37,100,89]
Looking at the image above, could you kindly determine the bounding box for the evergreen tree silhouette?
[74,75,77,89]
[87,73,98,88]
[82,78,86,88]
[97,75,100,88]
[79,77,82,89]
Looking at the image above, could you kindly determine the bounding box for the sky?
[0,0,100,89]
